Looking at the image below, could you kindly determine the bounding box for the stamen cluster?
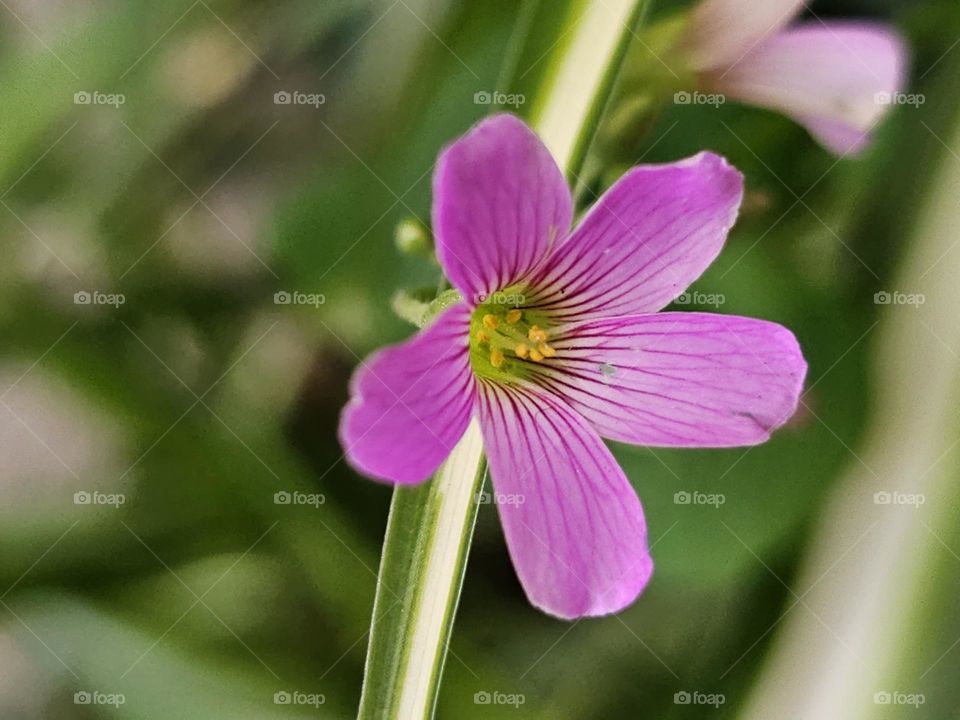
[470,303,557,379]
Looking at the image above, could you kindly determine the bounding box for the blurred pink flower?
[339,115,807,619]
[681,0,907,155]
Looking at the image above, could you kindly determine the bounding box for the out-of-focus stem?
[738,114,960,720]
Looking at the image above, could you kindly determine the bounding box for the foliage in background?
[1,0,959,718]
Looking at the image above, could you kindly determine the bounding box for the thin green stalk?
[358,422,486,719]
[529,0,651,179]
[357,2,648,718]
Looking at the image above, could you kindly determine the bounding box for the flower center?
[469,291,558,382]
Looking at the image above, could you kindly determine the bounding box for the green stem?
[357,2,648,718]
[358,422,486,719]
[529,0,651,180]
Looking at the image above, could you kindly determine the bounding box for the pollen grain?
[527,325,548,343]
[538,342,557,358]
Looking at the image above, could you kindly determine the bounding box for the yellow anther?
[538,342,557,358]
[505,309,522,324]
[514,343,529,359]
[528,325,548,343]
[475,330,489,344]
[482,314,499,330]
[490,349,505,368]
[529,348,544,362]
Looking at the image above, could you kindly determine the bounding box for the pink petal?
[339,305,475,483]
[535,313,807,447]
[682,0,806,70]
[797,116,870,156]
[432,114,572,303]
[476,381,653,619]
[524,153,743,321]
[708,23,907,155]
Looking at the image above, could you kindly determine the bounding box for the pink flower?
[681,0,907,155]
[339,115,807,619]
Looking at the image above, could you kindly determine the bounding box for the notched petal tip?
[676,150,746,209]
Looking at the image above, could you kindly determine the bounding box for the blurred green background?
[1,0,959,718]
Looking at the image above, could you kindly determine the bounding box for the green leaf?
[11,593,325,719]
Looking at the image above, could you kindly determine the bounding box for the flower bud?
[394,217,433,257]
